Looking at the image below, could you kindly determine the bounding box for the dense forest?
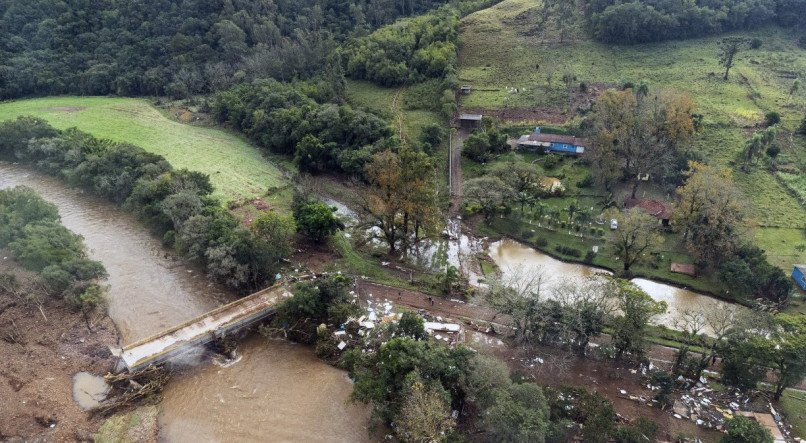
[0,0,454,98]
[581,0,806,44]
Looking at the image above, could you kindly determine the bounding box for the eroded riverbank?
[0,163,373,442]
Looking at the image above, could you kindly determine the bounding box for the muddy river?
[488,239,746,332]
[0,163,372,442]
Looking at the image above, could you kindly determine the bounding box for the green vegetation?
[0,186,107,309]
[0,97,288,205]
[780,390,806,439]
[0,117,287,292]
[0,0,453,98]
[458,0,806,271]
[721,416,774,443]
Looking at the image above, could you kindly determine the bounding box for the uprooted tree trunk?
[93,365,170,416]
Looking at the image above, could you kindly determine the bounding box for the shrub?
[543,154,560,170]
[750,37,763,49]
[535,237,548,247]
[584,250,596,263]
[797,115,806,135]
[555,245,581,257]
[577,174,594,188]
[765,111,781,126]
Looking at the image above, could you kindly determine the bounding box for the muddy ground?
[0,262,119,441]
[356,279,723,441]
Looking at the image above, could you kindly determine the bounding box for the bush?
[555,245,581,258]
[797,115,806,135]
[535,237,548,247]
[721,416,773,443]
[577,174,594,188]
[543,154,560,170]
[584,250,596,263]
[765,111,781,126]
[293,194,343,242]
[750,37,763,49]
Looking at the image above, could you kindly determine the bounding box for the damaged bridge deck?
[116,285,292,372]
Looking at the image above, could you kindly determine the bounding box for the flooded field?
[0,163,372,442]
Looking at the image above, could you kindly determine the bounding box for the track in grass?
[0,97,289,205]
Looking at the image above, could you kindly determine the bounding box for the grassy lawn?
[780,389,806,439]
[0,96,290,207]
[458,0,806,271]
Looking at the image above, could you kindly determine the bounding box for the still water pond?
[488,239,745,332]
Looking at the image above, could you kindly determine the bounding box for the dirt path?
[449,129,468,216]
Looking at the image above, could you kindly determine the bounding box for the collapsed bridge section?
[114,285,292,372]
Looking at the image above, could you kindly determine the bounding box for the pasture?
[458,0,806,270]
[0,97,290,207]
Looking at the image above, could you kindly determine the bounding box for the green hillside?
[458,0,806,269]
[0,97,289,206]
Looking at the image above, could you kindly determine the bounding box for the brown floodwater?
[0,163,372,441]
[488,239,745,332]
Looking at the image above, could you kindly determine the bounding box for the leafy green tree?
[721,416,773,443]
[396,311,428,340]
[614,417,658,443]
[348,337,474,431]
[251,211,296,264]
[397,374,456,442]
[608,208,663,274]
[484,383,550,443]
[611,279,667,361]
[293,198,342,242]
[464,176,514,220]
[720,333,767,392]
[718,37,749,80]
[463,353,512,409]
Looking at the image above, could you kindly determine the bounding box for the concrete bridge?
[114,285,292,372]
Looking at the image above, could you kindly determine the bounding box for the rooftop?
[519,133,590,146]
[624,198,671,220]
[459,113,483,121]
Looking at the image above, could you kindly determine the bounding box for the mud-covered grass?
[0,97,290,207]
[458,0,806,270]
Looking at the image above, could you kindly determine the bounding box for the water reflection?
[487,238,745,332]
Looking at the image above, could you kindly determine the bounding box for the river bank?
[0,163,375,442]
[0,261,119,441]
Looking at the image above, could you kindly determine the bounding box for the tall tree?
[464,176,514,220]
[588,89,695,196]
[608,208,663,274]
[718,37,749,80]
[364,147,436,254]
[672,162,747,267]
[611,279,667,361]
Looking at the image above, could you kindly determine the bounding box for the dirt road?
[449,129,467,216]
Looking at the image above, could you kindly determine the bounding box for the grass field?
[0,97,290,207]
[458,0,806,270]
[346,80,441,145]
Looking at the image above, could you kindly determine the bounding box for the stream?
[0,163,372,442]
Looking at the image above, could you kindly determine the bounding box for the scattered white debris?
[337,341,347,350]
